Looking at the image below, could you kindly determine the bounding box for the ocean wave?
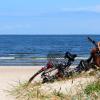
[0,57,15,60]
[76,57,88,60]
[0,56,88,60]
[32,56,88,60]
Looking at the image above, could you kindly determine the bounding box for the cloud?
[62,5,100,13]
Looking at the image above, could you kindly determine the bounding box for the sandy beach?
[0,66,42,100]
[0,66,97,100]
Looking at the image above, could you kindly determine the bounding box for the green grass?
[84,80,100,95]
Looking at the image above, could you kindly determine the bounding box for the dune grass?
[84,80,100,95]
[7,70,100,100]
[7,81,68,100]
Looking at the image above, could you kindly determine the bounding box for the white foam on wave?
[76,57,88,60]
[0,56,88,60]
[33,56,88,60]
[8,54,16,56]
[0,57,15,60]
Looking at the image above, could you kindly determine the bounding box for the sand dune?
[0,66,96,100]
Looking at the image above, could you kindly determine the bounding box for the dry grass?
[6,70,100,100]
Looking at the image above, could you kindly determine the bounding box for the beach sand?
[0,66,42,100]
[0,66,96,100]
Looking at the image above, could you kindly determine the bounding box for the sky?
[0,0,100,35]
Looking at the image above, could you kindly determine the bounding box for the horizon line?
[0,34,100,35]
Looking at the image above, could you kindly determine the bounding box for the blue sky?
[0,0,100,35]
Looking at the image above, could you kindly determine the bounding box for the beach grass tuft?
[6,70,100,100]
[84,80,100,95]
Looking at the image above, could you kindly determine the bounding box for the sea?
[0,35,100,66]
